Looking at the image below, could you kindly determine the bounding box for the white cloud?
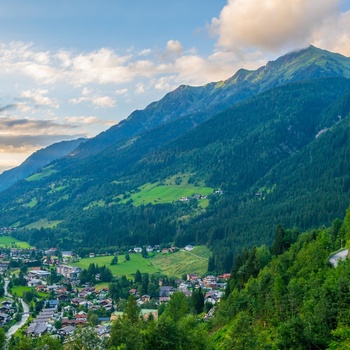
[312,10,350,56]
[91,96,116,108]
[211,0,341,52]
[69,88,116,108]
[21,88,59,108]
[139,49,151,56]
[154,76,177,91]
[115,88,128,95]
[64,116,115,126]
[0,159,20,173]
[166,40,183,55]
[135,83,146,94]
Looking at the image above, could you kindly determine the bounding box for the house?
[146,246,153,253]
[28,278,42,287]
[187,274,199,282]
[26,323,48,337]
[2,300,12,308]
[141,294,151,302]
[57,326,75,336]
[0,261,10,272]
[184,245,194,251]
[56,264,81,279]
[45,300,59,309]
[96,324,111,337]
[133,247,142,253]
[203,275,218,289]
[159,286,173,297]
[89,252,95,258]
[45,248,57,256]
[57,294,69,302]
[204,291,221,305]
[28,269,51,279]
[0,312,11,324]
[75,311,87,321]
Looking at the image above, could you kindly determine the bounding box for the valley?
[1,45,350,348]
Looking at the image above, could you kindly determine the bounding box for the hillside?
[211,205,350,349]
[1,47,350,273]
[0,138,86,193]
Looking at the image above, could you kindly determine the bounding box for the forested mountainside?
[211,206,350,349]
[1,47,350,273]
[0,138,86,193]
[7,205,350,350]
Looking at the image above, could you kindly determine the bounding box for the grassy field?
[117,173,214,206]
[24,219,62,230]
[26,165,57,182]
[149,246,211,278]
[71,254,159,277]
[71,246,211,278]
[0,236,31,249]
[10,286,47,298]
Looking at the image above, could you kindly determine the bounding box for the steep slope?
[0,138,86,193]
[74,45,350,157]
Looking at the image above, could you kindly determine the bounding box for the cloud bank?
[211,0,348,56]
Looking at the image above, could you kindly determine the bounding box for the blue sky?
[1,0,350,172]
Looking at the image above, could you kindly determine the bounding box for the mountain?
[0,138,86,193]
[1,46,350,272]
[73,45,350,158]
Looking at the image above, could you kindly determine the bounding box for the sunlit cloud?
[68,88,117,108]
[20,88,59,108]
[211,0,341,53]
[64,116,115,126]
[166,40,183,56]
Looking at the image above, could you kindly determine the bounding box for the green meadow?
[149,246,211,278]
[10,286,47,298]
[71,254,159,278]
[0,236,31,249]
[24,219,62,230]
[71,246,211,278]
[26,165,57,182]
[118,174,214,206]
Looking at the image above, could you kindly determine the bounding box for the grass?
[10,286,47,298]
[26,165,57,182]
[71,254,159,278]
[149,246,211,278]
[118,174,214,206]
[23,219,62,230]
[0,236,31,249]
[83,200,106,210]
[48,185,67,194]
[26,197,38,208]
[71,247,211,279]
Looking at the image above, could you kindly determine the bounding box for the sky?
[1,0,350,173]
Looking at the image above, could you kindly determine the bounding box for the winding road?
[329,249,349,267]
[4,278,30,339]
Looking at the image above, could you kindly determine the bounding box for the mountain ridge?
[0,138,86,193]
[2,46,350,272]
[72,45,350,158]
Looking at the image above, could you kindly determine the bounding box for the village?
[0,240,230,341]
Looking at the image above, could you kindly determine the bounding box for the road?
[4,278,30,339]
[329,249,349,267]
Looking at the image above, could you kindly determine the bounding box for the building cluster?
[0,239,231,339]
